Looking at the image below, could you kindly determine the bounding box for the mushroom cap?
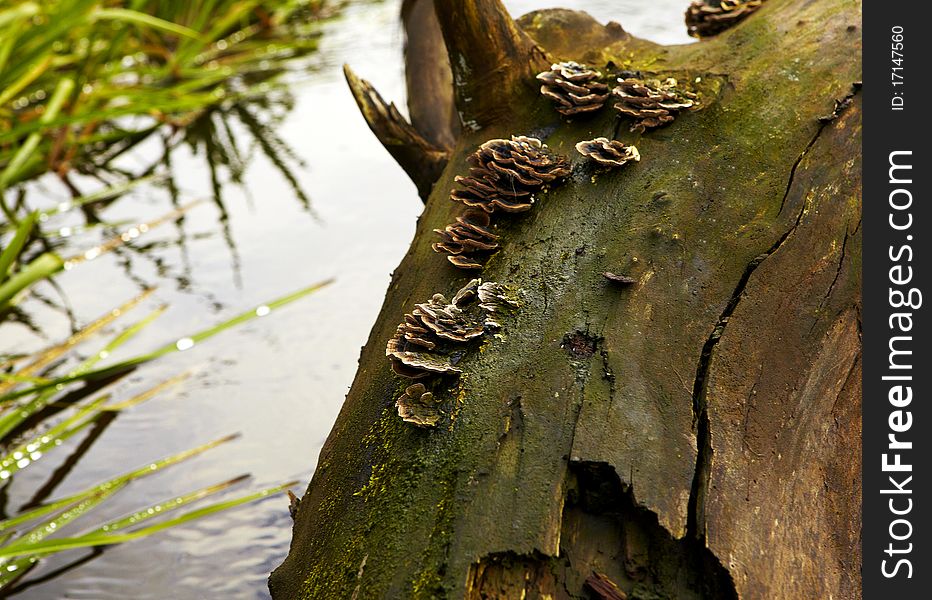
[685,0,764,38]
[396,383,442,427]
[477,281,521,313]
[575,138,641,168]
[432,209,500,259]
[451,136,570,214]
[385,279,494,378]
[447,255,484,269]
[611,78,697,132]
[537,62,610,117]
[539,61,603,83]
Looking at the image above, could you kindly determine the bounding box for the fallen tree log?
[271,0,862,598]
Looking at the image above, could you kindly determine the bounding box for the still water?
[2,1,689,597]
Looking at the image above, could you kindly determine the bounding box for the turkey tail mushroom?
[432,0,549,128]
[432,209,501,270]
[685,1,766,38]
[386,279,518,381]
[576,138,641,168]
[537,61,610,117]
[612,77,698,132]
[396,383,443,428]
[385,280,484,379]
[450,136,571,213]
[343,64,449,201]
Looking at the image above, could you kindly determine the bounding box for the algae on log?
[271,0,862,598]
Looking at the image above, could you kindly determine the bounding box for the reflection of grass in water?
[0,279,333,592]
[0,0,340,592]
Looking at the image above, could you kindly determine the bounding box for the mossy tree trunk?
[271,0,862,598]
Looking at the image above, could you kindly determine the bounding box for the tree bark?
[271,0,862,598]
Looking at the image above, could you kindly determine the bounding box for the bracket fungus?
[685,0,766,38]
[536,61,611,116]
[395,383,442,428]
[451,136,571,213]
[575,138,641,168]
[385,279,517,381]
[386,279,521,427]
[432,210,501,270]
[612,77,698,132]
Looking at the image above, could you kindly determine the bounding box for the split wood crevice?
[271,0,862,598]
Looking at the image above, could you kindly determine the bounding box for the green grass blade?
[0,3,39,29]
[0,290,154,398]
[0,78,74,192]
[0,481,296,559]
[0,279,334,404]
[97,372,188,412]
[2,485,124,555]
[0,373,50,386]
[36,175,167,221]
[0,476,251,587]
[0,212,37,280]
[88,474,250,536]
[0,396,109,480]
[91,8,202,40]
[0,486,125,584]
[0,54,52,113]
[0,303,165,439]
[0,434,239,534]
[0,253,65,310]
[0,201,198,314]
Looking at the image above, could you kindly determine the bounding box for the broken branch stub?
[402,0,460,150]
[432,0,548,128]
[343,64,449,201]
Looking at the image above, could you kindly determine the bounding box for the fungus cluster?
[612,77,697,132]
[432,210,500,270]
[536,61,611,116]
[451,136,571,214]
[575,138,641,168]
[385,279,511,379]
[685,0,766,38]
[434,136,570,270]
[386,279,519,427]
